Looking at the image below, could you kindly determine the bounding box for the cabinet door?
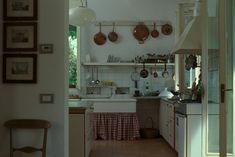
[69,114,85,157]
[85,109,93,157]
[159,100,166,136]
[168,103,175,148]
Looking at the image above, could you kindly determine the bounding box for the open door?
[203,0,234,157]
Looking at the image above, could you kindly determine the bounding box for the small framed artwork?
[3,54,37,83]
[39,44,54,54]
[3,22,37,52]
[3,0,38,20]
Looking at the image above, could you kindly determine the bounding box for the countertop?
[68,99,93,108]
[69,96,168,103]
[133,96,161,100]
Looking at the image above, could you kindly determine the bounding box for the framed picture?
[3,54,37,83]
[3,0,38,20]
[3,22,37,52]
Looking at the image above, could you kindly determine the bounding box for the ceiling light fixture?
[69,0,96,26]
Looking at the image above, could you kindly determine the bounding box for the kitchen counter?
[161,97,178,104]
[81,98,136,102]
[68,99,93,108]
[81,95,136,102]
[133,96,161,100]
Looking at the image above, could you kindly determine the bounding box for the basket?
[140,117,158,138]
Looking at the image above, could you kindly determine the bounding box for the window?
[184,55,201,88]
[68,25,78,86]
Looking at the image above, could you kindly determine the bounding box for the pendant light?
[69,0,96,26]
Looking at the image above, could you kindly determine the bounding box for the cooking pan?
[161,24,173,35]
[153,63,158,78]
[140,62,149,78]
[108,22,118,42]
[162,63,169,78]
[151,22,159,38]
[133,23,149,44]
[94,23,107,45]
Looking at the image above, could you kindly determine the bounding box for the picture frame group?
[2,0,39,84]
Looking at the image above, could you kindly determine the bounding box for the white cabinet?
[159,99,175,148]
[69,107,93,157]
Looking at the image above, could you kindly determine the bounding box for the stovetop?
[175,101,202,115]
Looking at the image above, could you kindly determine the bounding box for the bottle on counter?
[196,73,202,102]
[191,78,197,100]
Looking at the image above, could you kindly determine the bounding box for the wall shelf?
[82,62,175,66]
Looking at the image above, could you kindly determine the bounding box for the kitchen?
[0,0,233,157]
[69,0,204,157]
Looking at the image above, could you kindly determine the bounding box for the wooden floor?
[90,137,177,157]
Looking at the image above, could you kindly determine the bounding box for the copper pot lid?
[133,23,149,44]
[161,24,173,35]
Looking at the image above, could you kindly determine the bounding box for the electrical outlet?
[40,94,54,104]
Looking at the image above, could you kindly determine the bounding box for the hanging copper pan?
[133,22,149,44]
[151,22,159,38]
[108,22,118,42]
[161,23,173,35]
[94,23,107,45]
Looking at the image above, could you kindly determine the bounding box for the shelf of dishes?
[82,62,175,66]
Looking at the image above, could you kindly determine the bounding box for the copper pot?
[94,23,106,45]
[108,22,118,42]
[161,24,173,35]
[133,23,149,44]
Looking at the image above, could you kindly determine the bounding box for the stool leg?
[42,128,48,157]
[10,129,13,157]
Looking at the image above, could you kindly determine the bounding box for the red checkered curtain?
[93,112,140,140]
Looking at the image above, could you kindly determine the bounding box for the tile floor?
[90,137,177,157]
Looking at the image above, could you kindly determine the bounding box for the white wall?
[0,0,68,157]
[79,0,179,94]
[81,0,180,62]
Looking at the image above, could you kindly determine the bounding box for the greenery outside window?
[69,25,77,87]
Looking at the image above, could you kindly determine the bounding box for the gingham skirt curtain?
[93,112,140,140]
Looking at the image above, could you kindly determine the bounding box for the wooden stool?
[4,119,51,157]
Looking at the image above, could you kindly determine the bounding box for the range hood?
[171,1,202,55]
[171,16,202,55]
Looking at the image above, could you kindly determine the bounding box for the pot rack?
[94,20,172,27]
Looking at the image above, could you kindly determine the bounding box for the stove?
[175,101,202,115]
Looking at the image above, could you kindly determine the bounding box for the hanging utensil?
[94,22,107,45]
[140,62,149,78]
[151,22,159,38]
[90,67,96,85]
[108,22,118,42]
[162,63,169,78]
[153,63,158,78]
[131,67,140,88]
[95,67,100,84]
